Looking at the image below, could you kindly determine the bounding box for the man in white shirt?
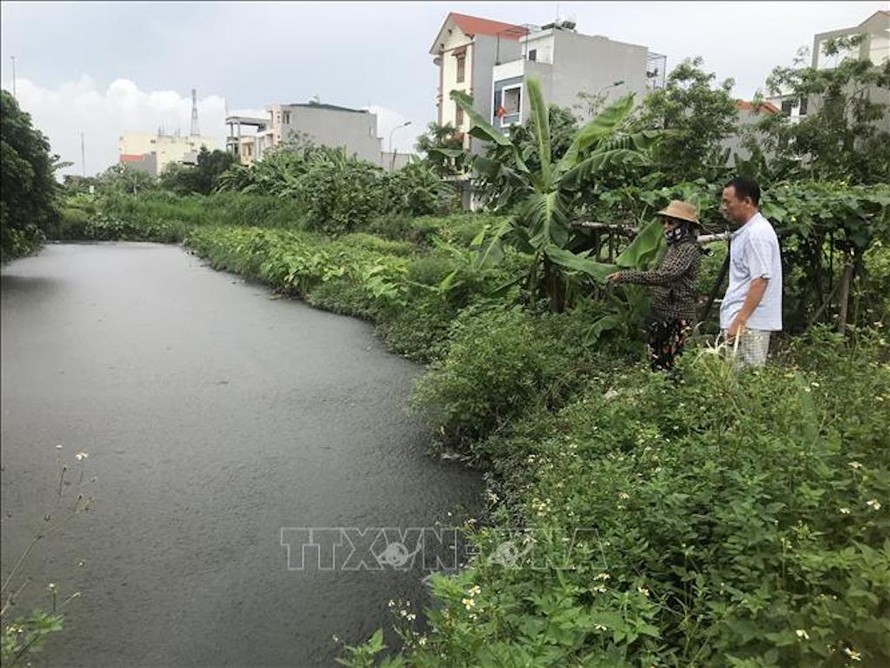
[719,176,783,368]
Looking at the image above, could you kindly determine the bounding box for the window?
[455,102,464,127]
[456,53,466,83]
[780,99,795,116]
[528,49,537,62]
[798,97,808,116]
[503,86,521,115]
[283,111,291,124]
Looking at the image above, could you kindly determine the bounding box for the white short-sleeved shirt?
[719,212,783,331]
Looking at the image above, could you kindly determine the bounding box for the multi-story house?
[430,12,665,147]
[429,12,529,152]
[119,131,217,176]
[768,10,890,125]
[226,101,382,166]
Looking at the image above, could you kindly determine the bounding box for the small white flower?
[594,572,610,581]
[406,613,416,622]
[75,450,89,461]
[796,629,810,640]
[848,461,862,470]
[839,507,851,515]
[866,499,882,511]
[637,586,650,597]
[388,599,395,608]
[594,624,608,631]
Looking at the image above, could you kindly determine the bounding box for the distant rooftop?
[286,101,369,114]
[449,12,529,39]
[736,100,780,114]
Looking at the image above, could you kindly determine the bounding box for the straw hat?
[656,200,700,225]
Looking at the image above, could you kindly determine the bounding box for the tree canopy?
[634,56,740,183]
[753,35,890,185]
[1,89,60,262]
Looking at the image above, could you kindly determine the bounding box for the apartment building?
[119,131,217,176]
[226,101,382,166]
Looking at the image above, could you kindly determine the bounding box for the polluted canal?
[0,242,483,667]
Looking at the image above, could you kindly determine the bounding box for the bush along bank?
[343,326,890,667]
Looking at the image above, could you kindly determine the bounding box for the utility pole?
[81,132,86,177]
[190,88,200,136]
[10,56,16,99]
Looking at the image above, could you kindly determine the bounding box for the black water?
[1,242,482,667]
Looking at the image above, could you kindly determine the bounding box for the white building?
[812,10,889,70]
[490,19,664,131]
[226,101,382,166]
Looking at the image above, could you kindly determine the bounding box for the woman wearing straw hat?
[607,200,702,372]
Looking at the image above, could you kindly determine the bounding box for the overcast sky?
[1,1,885,177]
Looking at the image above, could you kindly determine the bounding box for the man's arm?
[727,277,768,338]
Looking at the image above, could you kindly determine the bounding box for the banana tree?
[451,77,662,312]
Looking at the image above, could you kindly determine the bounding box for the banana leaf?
[614,219,665,269]
[543,245,618,284]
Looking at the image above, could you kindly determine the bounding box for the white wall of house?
[813,11,890,69]
[438,28,474,131]
[489,27,649,132]
[263,103,381,164]
[547,30,649,120]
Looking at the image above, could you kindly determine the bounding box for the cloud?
[4,76,420,176]
[7,76,226,177]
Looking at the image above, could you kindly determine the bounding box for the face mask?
[664,226,687,244]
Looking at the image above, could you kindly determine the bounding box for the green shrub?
[296,159,387,235]
[375,328,890,667]
[410,303,602,454]
[366,214,415,242]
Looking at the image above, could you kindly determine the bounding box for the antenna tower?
[190,88,200,136]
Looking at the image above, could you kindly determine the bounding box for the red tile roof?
[736,100,780,114]
[449,13,528,39]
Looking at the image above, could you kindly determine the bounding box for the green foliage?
[1,610,64,665]
[382,328,890,666]
[475,105,580,211]
[159,147,236,195]
[94,163,158,196]
[414,121,467,176]
[410,302,615,454]
[452,79,662,313]
[757,36,890,185]
[634,56,740,184]
[0,89,60,262]
[286,148,388,235]
[383,161,459,217]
